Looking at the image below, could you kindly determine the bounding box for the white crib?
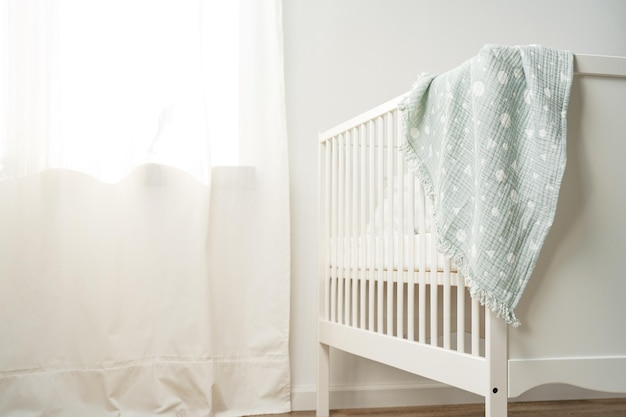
[317,53,626,416]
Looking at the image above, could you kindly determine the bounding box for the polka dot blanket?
[400,44,573,326]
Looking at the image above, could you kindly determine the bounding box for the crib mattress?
[327,233,457,272]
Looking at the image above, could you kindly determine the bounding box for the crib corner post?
[317,341,330,417]
[485,311,508,417]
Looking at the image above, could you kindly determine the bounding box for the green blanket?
[400,44,573,326]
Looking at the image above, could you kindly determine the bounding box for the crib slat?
[417,183,427,344]
[395,110,405,339]
[472,297,480,356]
[376,117,385,334]
[457,274,466,353]
[344,131,352,326]
[337,134,345,325]
[407,171,416,341]
[352,130,359,326]
[359,124,367,330]
[430,231,438,346]
[348,130,356,326]
[351,127,359,327]
[331,137,339,323]
[443,258,451,350]
[368,120,376,332]
[386,112,394,336]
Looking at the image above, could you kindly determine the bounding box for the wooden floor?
[249,399,626,417]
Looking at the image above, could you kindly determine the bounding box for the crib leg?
[486,384,507,417]
[485,311,508,417]
[317,341,330,417]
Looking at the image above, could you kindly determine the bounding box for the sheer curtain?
[0,1,290,416]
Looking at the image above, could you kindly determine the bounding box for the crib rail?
[319,102,486,356]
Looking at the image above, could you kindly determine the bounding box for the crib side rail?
[318,101,486,357]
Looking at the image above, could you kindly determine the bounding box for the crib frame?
[317,54,626,417]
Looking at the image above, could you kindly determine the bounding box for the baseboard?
[291,381,626,412]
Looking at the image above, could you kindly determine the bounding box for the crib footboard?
[317,98,508,416]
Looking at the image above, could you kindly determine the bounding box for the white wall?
[284,0,626,410]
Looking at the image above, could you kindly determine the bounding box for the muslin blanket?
[400,44,573,326]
